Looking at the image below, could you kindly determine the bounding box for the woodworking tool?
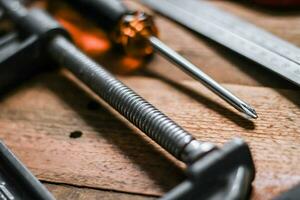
[0,0,255,199]
[61,0,258,119]
[0,140,55,200]
[253,0,300,6]
[141,0,300,87]
[273,184,300,200]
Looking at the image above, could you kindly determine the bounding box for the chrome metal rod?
[149,36,257,119]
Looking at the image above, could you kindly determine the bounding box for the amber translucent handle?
[63,0,158,57]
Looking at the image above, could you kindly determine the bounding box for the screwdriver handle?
[63,0,158,57]
[64,0,128,31]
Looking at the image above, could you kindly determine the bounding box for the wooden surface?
[0,0,300,199]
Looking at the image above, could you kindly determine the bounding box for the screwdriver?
[61,0,258,119]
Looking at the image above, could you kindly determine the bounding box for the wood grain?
[45,183,155,200]
[0,70,299,199]
[0,0,299,199]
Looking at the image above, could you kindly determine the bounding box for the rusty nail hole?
[87,100,100,110]
[69,131,83,139]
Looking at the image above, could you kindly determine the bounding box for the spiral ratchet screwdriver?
[61,0,258,119]
[0,0,255,199]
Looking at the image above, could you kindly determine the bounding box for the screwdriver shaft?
[149,36,257,119]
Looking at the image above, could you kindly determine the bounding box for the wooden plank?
[0,70,299,199]
[45,183,155,200]
[1,1,300,199]
[128,0,300,88]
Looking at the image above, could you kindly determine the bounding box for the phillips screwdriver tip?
[150,36,258,119]
[240,103,258,119]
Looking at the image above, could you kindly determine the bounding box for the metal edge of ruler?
[141,0,300,87]
[171,0,300,65]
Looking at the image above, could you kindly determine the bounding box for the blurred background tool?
[273,183,300,200]
[141,0,300,87]
[252,0,300,6]
[60,0,258,119]
[0,140,55,200]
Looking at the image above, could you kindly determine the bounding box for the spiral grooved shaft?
[49,36,213,163]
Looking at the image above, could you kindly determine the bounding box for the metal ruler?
[141,0,300,87]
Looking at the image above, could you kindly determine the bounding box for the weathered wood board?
[0,0,299,199]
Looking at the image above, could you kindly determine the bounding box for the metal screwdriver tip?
[239,103,258,119]
[149,36,258,119]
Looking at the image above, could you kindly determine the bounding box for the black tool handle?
[65,0,129,31]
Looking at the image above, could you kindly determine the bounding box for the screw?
[49,36,216,163]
